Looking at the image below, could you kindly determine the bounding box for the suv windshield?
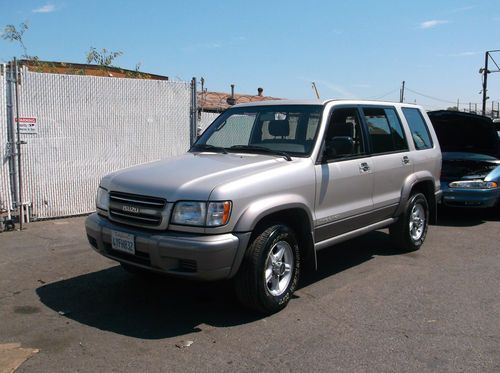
[193,105,323,157]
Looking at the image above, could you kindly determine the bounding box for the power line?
[404,87,457,104]
[369,88,399,100]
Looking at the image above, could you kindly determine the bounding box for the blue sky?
[1,0,499,111]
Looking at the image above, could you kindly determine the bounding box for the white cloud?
[33,4,56,13]
[449,51,480,57]
[183,42,223,52]
[451,6,475,13]
[419,20,449,29]
[183,37,245,52]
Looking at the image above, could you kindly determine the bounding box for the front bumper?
[85,213,251,280]
[440,185,500,208]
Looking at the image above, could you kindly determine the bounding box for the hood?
[441,152,500,181]
[428,110,500,158]
[101,152,292,201]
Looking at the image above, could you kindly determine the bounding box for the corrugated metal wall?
[12,69,191,219]
[0,66,12,214]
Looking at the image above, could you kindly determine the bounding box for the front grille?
[445,200,482,207]
[108,191,166,227]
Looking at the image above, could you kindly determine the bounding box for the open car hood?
[428,111,500,158]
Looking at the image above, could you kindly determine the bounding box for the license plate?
[111,230,135,255]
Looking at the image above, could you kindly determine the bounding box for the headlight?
[171,201,206,226]
[207,201,232,226]
[449,180,498,189]
[96,187,109,211]
[171,201,231,227]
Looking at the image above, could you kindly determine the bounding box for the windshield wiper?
[229,145,292,161]
[190,144,227,154]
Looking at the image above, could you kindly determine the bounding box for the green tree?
[2,21,38,60]
[86,47,123,67]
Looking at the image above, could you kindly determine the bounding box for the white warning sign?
[15,117,38,134]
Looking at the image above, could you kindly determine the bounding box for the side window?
[402,108,433,150]
[363,107,408,154]
[324,107,365,160]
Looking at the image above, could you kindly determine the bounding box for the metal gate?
[0,62,197,223]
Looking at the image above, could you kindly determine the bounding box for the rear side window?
[402,108,433,150]
[363,107,408,154]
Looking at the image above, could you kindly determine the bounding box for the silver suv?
[86,100,442,314]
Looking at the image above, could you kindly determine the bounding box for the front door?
[314,106,374,243]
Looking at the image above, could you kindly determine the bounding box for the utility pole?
[399,81,405,103]
[311,82,320,99]
[482,52,489,116]
[480,49,500,116]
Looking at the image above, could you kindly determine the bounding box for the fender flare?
[230,195,317,274]
[395,171,437,218]
[233,194,314,233]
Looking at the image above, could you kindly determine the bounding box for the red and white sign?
[15,117,38,134]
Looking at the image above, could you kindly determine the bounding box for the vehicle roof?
[232,98,422,108]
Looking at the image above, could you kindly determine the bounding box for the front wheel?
[390,193,429,252]
[234,224,300,314]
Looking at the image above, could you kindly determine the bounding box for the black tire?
[390,193,429,252]
[234,224,301,314]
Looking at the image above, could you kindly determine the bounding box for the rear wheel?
[390,193,429,252]
[234,224,300,314]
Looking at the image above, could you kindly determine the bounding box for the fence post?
[5,61,19,228]
[13,58,25,229]
[190,77,197,146]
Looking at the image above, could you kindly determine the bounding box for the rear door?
[361,106,413,215]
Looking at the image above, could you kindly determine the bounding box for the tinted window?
[402,108,433,150]
[324,107,365,160]
[363,107,408,154]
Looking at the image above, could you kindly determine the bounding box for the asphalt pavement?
[0,208,498,372]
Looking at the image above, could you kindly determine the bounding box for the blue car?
[428,111,500,208]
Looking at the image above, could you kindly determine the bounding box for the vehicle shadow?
[300,230,401,288]
[36,230,404,339]
[436,206,499,227]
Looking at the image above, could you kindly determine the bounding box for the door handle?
[359,162,370,173]
[402,156,410,165]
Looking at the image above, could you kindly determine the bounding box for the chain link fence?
[198,111,220,135]
[0,67,194,220]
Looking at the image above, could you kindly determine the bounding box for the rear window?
[402,108,433,150]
